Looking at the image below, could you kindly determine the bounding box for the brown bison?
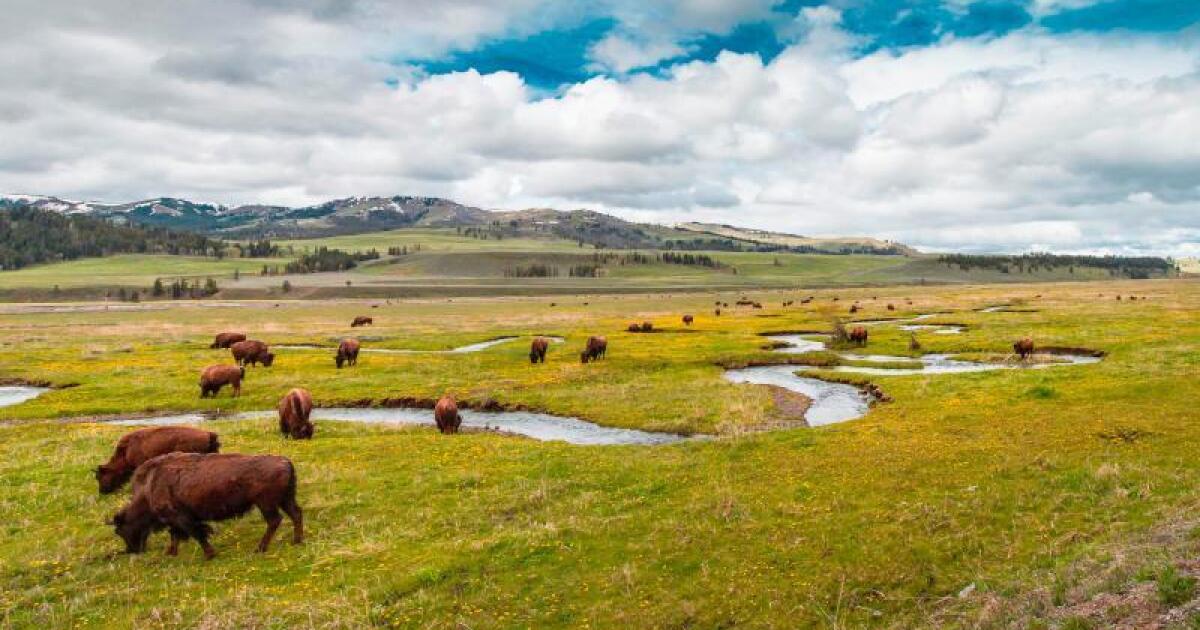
[1014,337,1035,361]
[200,365,244,398]
[849,326,869,346]
[434,395,461,434]
[335,338,360,369]
[110,453,302,559]
[627,323,642,332]
[640,321,654,332]
[580,335,608,363]
[529,337,549,364]
[210,332,246,349]
[277,388,314,439]
[714,308,721,316]
[350,316,373,327]
[682,315,694,326]
[887,303,895,311]
[849,304,859,314]
[96,427,220,494]
[230,339,275,367]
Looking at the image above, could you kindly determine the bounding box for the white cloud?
[0,1,1198,254]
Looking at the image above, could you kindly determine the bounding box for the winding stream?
[109,407,688,446]
[0,386,49,408]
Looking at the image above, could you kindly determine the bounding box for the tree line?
[0,206,224,270]
[937,253,1175,279]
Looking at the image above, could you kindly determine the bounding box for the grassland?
[1,278,1198,628]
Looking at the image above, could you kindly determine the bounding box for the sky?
[1,1,1198,255]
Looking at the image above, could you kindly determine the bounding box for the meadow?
[1,278,1198,628]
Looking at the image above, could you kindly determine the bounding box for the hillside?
[677,221,916,255]
[0,194,911,254]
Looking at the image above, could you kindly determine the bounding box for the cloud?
[0,0,1198,254]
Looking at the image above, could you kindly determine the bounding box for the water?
[0,386,49,407]
[276,336,564,355]
[109,407,689,446]
[722,365,868,426]
[898,324,964,335]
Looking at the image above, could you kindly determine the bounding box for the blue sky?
[2,0,1199,254]
[414,0,1200,90]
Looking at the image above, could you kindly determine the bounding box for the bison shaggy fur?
[434,395,461,434]
[1014,337,1035,361]
[336,338,360,369]
[581,335,607,363]
[350,316,373,327]
[210,332,246,349]
[278,388,314,439]
[230,339,275,367]
[529,337,549,364]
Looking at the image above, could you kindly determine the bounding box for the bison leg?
[232,382,241,397]
[166,529,185,556]
[282,497,304,545]
[257,507,283,553]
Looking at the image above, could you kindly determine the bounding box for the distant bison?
[887,304,895,311]
[110,453,302,559]
[277,388,314,439]
[849,326,869,346]
[682,315,694,326]
[210,332,246,349]
[200,365,244,398]
[1014,337,1035,361]
[434,395,461,434]
[230,339,275,367]
[580,335,607,363]
[350,316,373,327]
[640,321,654,332]
[336,338,360,369]
[529,337,549,364]
[714,308,721,316]
[849,304,859,314]
[96,426,219,494]
[627,323,641,333]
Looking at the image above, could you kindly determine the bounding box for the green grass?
[0,279,1197,627]
[0,255,280,289]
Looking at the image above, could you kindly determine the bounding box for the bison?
[887,304,895,311]
[200,365,244,398]
[336,338,360,369]
[1014,337,1035,361]
[350,316,373,327]
[96,426,220,494]
[109,453,302,559]
[230,339,275,367]
[640,321,654,332]
[627,323,642,333]
[278,388,314,439]
[849,326,869,347]
[849,304,859,314]
[580,335,607,363]
[434,395,461,434]
[529,337,549,364]
[682,315,694,326]
[714,308,721,316]
[210,332,246,349]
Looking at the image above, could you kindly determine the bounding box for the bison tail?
[284,459,298,502]
[207,433,221,453]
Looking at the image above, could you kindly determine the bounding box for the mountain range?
[0,194,915,255]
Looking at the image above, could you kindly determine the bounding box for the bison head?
[335,354,345,369]
[261,352,275,367]
[109,503,154,553]
[95,464,127,494]
[580,350,590,364]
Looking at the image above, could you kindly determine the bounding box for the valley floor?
[1,278,1197,628]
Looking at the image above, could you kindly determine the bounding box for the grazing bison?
[350,316,373,327]
[849,304,859,314]
[849,326,869,347]
[640,321,654,332]
[434,395,461,434]
[210,332,246,349]
[529,337,549,364]
[95,427,219,494]
[751,302,763,309]
[627,323,642,333]
[200,365,244,398]
[580,335,607,363]
[278,388,314,439]
[1013,337,1035,361]
[110,453,302,559]
[714,308,721,316]
[682,315,694,326]
[335,338,360,369]
[887,304,895,311]
[230,340,275,367]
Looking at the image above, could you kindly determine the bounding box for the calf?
[210,332,246,349]
[110,453,302,559]
[200,365,244,398]
[336,338,360,369]
[95,427,219,494]
[277,388,314,439]
[434,395,461,434]
[230,339,275,367]
[529,337,549,364]
[350,316,373,327]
